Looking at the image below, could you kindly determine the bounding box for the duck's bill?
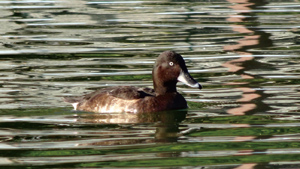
[177,70,202,89]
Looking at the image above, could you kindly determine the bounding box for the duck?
[64,51,202,113]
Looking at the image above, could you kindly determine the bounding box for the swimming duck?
[64,51,202,113]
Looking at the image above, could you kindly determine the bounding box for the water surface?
[1,0,300,168]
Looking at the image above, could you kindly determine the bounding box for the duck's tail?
[63,96,83,110]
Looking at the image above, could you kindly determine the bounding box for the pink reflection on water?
[223,0,272,116]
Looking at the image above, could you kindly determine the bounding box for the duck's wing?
[63,86,155,110]
[107,86,155,100]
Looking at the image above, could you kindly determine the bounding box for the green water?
[1,0,300,168]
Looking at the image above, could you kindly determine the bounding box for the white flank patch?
[71,102,79,110]
[96,97,138,113]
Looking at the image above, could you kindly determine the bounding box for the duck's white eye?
[169,62,174,66]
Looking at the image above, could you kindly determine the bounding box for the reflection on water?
[223,0,273,116]
[0,0,300,168]
[78,110,187,143]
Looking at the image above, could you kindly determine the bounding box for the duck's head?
[152,51,202,95]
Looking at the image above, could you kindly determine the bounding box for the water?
[1,0,300,168]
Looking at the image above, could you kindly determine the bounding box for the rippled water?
[1,0,300,168]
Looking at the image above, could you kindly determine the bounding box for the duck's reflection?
[223,0,273,115]
[76,110,187,143]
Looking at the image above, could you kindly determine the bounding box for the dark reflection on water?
[1,0,300,168]
[77,110,187,143]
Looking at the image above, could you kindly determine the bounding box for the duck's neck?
[153,76,177,95]
[154,82,177,95]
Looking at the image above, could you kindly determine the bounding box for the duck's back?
[64,86,187,113]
